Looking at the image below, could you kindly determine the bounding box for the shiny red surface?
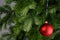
[39,23,54,37]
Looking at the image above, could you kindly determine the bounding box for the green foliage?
[53,32,60,40]
[23,18,32,32]
[34,16,43,25]
[0,0,60,40]
[14,0,36,16]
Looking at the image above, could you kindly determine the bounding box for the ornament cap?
[45,21,48,24]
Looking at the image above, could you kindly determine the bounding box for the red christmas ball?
[39,21,54,37]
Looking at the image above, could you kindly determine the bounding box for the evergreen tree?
[0,0,60,40]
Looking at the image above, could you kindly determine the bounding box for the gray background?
[0,0,10,37]
[0,0,5,6]
[0,0,16,38]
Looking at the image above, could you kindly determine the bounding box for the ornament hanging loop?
[46,0,49,17]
